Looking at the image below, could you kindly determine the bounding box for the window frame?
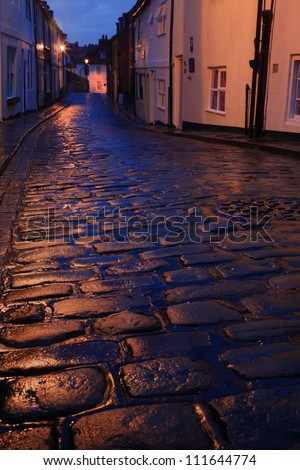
[155,3,167,36]
[7,46,17,99]
[208,67,227,115]
[157,79,166,110]
[289,57,300,120]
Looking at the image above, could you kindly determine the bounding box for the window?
[7,47,17,98]
[27,50,33,90]
[147,12,154,40]
[96,66,101,75]
[137,73,145,101]
[97,82,102,91]
[25,0,31,20]
[209,68,226,113]
[155,3,167,36]
[157,79,166,109]
[289,59,300,119]
[137,19,143,45]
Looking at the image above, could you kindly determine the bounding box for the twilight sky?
[49,0,136,45]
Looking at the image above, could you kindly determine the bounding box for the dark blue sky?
[49,0,136,44]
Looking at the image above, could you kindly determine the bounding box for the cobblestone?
[125,331,210,358]
[92,311,162,336]
[52,294,148,318]
[221,343,300,379]
[0,320,84,347]
[105,259,168,275]
[121,357,212,397]
[268,273,300,290]
[1,304,45,324]
[167,300,241,326]
[0,341,119,374]
[0,426,54,450]
[71,403,213,449]
[181,251,240,266]
[165,280,267,303]
[140,244,213,261]
[1,367,106,421]
[79,275,157,295]
[93,241,154,254]
[10,269,95,289]
[163,267,212,283]
[4,283,74,304]
[13,245,87,263]
[241,293,300,316]
[224,317,300,341]
[210,386,300,449]
[216,259,281,279]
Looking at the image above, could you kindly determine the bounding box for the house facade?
[34,1,66,108]
[265,0,300,135]
[117,0,298,138]
[0,0,66,121]
[75,39,108,94]
[174,0,258,132]
[133,0,171,125]
[0,0,37,120]
[106,1,145,109]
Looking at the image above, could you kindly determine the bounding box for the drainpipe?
[33,2,39,110]
[168,0,175,127]
[249,0,263,138]
[254,8,273,138]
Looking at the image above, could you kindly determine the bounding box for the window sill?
[157,32,167,37]
[157,106,166,111]
[285,117,300,126]
[7,96,20,105]
[206,108,225,116]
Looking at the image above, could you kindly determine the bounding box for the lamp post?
[84,59,90,92]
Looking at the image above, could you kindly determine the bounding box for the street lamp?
[84,59,90,92]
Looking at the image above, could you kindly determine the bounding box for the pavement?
[0,93,300,450]
[102,94,300,158]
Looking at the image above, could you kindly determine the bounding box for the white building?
[173,0,300,137]
[266,0,300,134]
[172,0,258,132]
[133,0,171,125]
[0,0,37,120]
[76,63,107,94]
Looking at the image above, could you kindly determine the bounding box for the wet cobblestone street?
[1,94,300,449]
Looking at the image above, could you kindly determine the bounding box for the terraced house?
[0,0,66,121]
[127,0,300,138]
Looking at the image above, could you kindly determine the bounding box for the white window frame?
[155,3,167,36]
[97,81,102,91]
[208,67,227,115]
[7,47,17,99]
[289,56,300,120]
[157,79,166,110]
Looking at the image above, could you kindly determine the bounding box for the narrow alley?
[0,94,300,450]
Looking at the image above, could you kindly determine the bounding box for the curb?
[0,96,74,177]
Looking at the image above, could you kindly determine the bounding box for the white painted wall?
[89,65,107,94]
[266,0,300,134]
[134,0,171,125]
[181,0,257,130]
[0,0,36,120]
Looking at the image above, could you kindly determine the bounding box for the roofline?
[132,0,150,18]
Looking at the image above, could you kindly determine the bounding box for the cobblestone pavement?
[1,94,300,450]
